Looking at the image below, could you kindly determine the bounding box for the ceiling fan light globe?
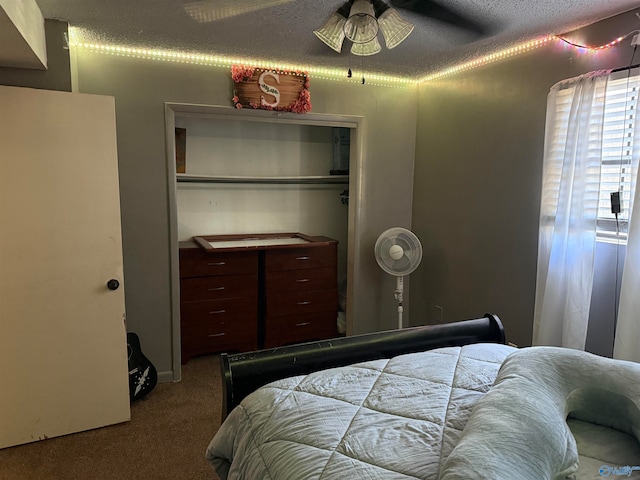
[378,8,414,49]
[314,13,347,53]
[350,36,382,56]
[344,0,379,44]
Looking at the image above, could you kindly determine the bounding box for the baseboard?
[157,370,175,383]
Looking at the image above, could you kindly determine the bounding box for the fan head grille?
[374,227,422,276]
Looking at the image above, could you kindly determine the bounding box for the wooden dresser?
[179,233,338,362]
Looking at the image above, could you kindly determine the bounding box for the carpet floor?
[0,354,222,479]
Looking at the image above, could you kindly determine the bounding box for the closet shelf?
[176,174,349,185]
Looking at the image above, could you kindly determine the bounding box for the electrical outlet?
[429,305,444,323]
[632,34,640,47]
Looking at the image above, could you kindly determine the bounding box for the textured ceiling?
[35,0,640,79]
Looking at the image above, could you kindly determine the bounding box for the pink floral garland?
[231,64,255,83]
[231,64,311,114]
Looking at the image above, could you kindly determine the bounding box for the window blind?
[597,70,640,241]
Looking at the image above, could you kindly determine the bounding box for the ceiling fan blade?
[182,0,295,23]
[388,0,487,36]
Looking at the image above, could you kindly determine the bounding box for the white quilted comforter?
[206,343,516,479]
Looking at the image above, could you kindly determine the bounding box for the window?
[535,69,640,352]
[544,70,640,243]
[597,71,640,242]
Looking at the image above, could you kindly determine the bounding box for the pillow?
[439,347,640,480]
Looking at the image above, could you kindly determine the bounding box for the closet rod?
[177,175,349,185]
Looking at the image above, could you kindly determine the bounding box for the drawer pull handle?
[297,301,311,305]
[208,333,226,338]
[209,309,226,315]
[296,256,310,261]
[296,279,310,283]
[208,287,226,291]
[295,322,311,327]
[208,261,226,266]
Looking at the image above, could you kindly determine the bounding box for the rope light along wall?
[68,28,414,88]
[420,32,640,83]
[420,36,554,82]
[68,27,638,87]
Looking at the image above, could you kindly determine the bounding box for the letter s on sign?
[259,71,281,108]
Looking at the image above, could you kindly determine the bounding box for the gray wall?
[0,20,71,91]
[73,50,417,377]
[411,8,640,347]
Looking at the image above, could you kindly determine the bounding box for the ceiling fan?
[315,0,487,56]
[182,0,295,23]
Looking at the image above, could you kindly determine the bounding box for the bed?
[205,314,640,479]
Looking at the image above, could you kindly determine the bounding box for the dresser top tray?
[192,233,337,253]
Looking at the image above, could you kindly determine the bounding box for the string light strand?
[554,30,640,51]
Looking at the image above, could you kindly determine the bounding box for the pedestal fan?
[374,227,423,329]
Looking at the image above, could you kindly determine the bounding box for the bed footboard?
[220,313,506,418]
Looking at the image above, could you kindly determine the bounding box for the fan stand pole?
[394,276,404,329]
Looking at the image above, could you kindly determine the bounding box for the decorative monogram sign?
[231,65,311,113]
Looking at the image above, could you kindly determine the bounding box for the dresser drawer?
[265,245,337,271]
[265,267,336,295]
[181,273,257,301]
[179,249,258,278]
[180,297,257,323]
[181,317,258,359]
[264,311,338,348]
[266,289,337,318]
[181,315,257,344]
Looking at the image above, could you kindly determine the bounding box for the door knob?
[107,279,120,291]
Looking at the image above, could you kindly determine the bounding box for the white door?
[0,86,130,448]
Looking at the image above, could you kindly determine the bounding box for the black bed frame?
[219,313,506,418]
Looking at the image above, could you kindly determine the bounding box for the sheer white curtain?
[533,70,611,349]
[614,119,640,363]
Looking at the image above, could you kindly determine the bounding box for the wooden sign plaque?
[231,65,311,113]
